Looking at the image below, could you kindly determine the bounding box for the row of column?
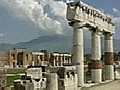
[72,22,114,86]
[52,53,72,66]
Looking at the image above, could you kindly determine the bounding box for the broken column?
[72,21,84,86]
[46,73,58,90]
[91,30,102,83]
[104,32,114,80]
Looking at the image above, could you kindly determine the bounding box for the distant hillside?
[15,35,72,53]
[0,35,120,53]
[0,35,72,53]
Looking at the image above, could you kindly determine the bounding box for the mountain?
[0,35,72,53]
[0,35,120,53]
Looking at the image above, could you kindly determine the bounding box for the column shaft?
[73,22,84,86]
[91,31,102,83]
[53,56,56,66]
[104,33,114,80]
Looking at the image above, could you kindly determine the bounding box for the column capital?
[90,27,102,36]
[103,32,114,36]
[69,21,85,29]
[73,21,85,29]
[104,32,113,40]
[91,29,102,36]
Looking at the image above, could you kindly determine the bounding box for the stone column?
[60,54,63,66]
[46,73,58,90]
[73,22,84,86]
[104,32,114,80]
[56,56,59,66]
[53,55,56,66]
[91,30,102,83]
[63,54,65,65]
[32,60,34,66]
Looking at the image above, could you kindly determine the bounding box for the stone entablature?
[67,1,114,34]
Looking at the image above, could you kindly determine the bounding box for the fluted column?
[91,30,102,83]
[73,22,84,86]
[104,32,114,80]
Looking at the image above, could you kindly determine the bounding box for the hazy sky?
[0,0,120,44]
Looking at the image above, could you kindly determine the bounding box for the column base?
[76,64,84,86]
[91,69,102,83]
[105,65,114,80]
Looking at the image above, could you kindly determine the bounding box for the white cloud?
[0,0,68,35]
[0,33,6,38]
[111,7,120,27]
[113,7,119,13]
[50,1,67,18]
[112,17,120,25]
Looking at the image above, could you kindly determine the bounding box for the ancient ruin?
[66,1,114,86]
[13,1,120,90]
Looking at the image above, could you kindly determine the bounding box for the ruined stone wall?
[0,52,8,67]
[8,48,32,68]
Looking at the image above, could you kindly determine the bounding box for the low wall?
[0,87,11,90]
[78,80,120,90]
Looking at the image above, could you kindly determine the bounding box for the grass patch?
[7,75,20,86]
[7,68,26,87]
[7,68,26,74]
[85,75,91,82]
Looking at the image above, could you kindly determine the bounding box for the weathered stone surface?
[81,80,120,90]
